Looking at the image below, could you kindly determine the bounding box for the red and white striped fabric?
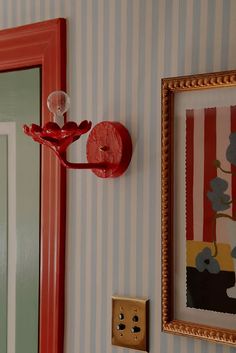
[186,106,236,243]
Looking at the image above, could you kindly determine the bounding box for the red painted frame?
[0,19,66,353]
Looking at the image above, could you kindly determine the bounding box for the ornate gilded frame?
[161,70,236,345]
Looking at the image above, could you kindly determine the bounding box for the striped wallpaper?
[0,0,236,353]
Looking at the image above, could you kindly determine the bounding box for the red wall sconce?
[23,91,132,178]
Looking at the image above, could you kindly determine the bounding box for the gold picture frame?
[161,70,236,345]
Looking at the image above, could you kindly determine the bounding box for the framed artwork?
[0,19,66,353]
[161,70,236,345]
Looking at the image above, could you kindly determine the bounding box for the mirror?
[0,68,40,353]
[0,19,66,353]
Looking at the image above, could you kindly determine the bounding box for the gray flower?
[196,247,220,273]
[231,246,236,259]
[226,132,236,166]
[207,177,230,211]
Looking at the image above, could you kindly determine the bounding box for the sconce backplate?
[86,121,132,178]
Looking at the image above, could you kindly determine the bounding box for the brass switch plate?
[112,296,149,352]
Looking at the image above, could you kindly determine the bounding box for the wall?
[0,1,236,353]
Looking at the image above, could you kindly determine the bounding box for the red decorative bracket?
[23,91,132,178]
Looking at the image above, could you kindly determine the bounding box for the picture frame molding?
[161,70,236,345]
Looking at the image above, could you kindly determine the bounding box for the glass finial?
[47,91,70,121]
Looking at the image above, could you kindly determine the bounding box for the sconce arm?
[59,152,107,170]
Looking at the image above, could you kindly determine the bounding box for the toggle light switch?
[112,296,149,351]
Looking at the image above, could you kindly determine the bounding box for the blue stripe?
[66,0,77,341]
[92,0,99,121]
[102,0,110,117]
[19,1,26,23]
[187,337,195,352]
[164,0,173,76]
[39,0,44,20]
[49,0,56,18]
[69,1,80,350]
[148,0,158,350]
[160,332,168,353]
[201,340,209,353]
[30,1,36,21]
[178,0,187,74]
[60,0,65,15]
[173,336,181,353]
[78,2,88,353]
[100,2,109,352]
[90,1,98,353]
[112,0,121,294]
[11,0,17,25]
[136,0,146,296]
[2,0,7,27]
[65,4,77,353]
[230,345,236,353]
[191,0,201,73]
[221,0,231,69]
[69,0,78,107]
[124,0,133,295]
[216,343,223,353]
[206,0,216,72]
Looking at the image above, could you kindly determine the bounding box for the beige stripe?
[95,179,103,353]
[15,0,21,25]
[0,1,3,24]
[180,336,188,353]
[84,168,93,353]
[184,0,193,74]
[54,0,61,17]
[106,2,115,352]
[198,0,208,72]
[167,334,174,353]
[228,0,236,69]
[25,0,31,23]
[7,0,13,27]
[170,0,179,75]
[157,0,165,77]
[84,1,93,353]
[193,109,204,242]
[216,106,232,243]
[44,0,50,19]
[194,339,202,353]
[70,2,82,353]
[95,1,104,352]
[157,1,165,353]
[213,0,223,71]
[106,183,114,353]
[86,0,93,121]
[108,0,115,120]
[157,0,165,351]
[129,0,139,296]
[142,0,152,295]
[34,1,40,21]
[223,345,231,353]
[75,1,83,124]
[97,0,104,120]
